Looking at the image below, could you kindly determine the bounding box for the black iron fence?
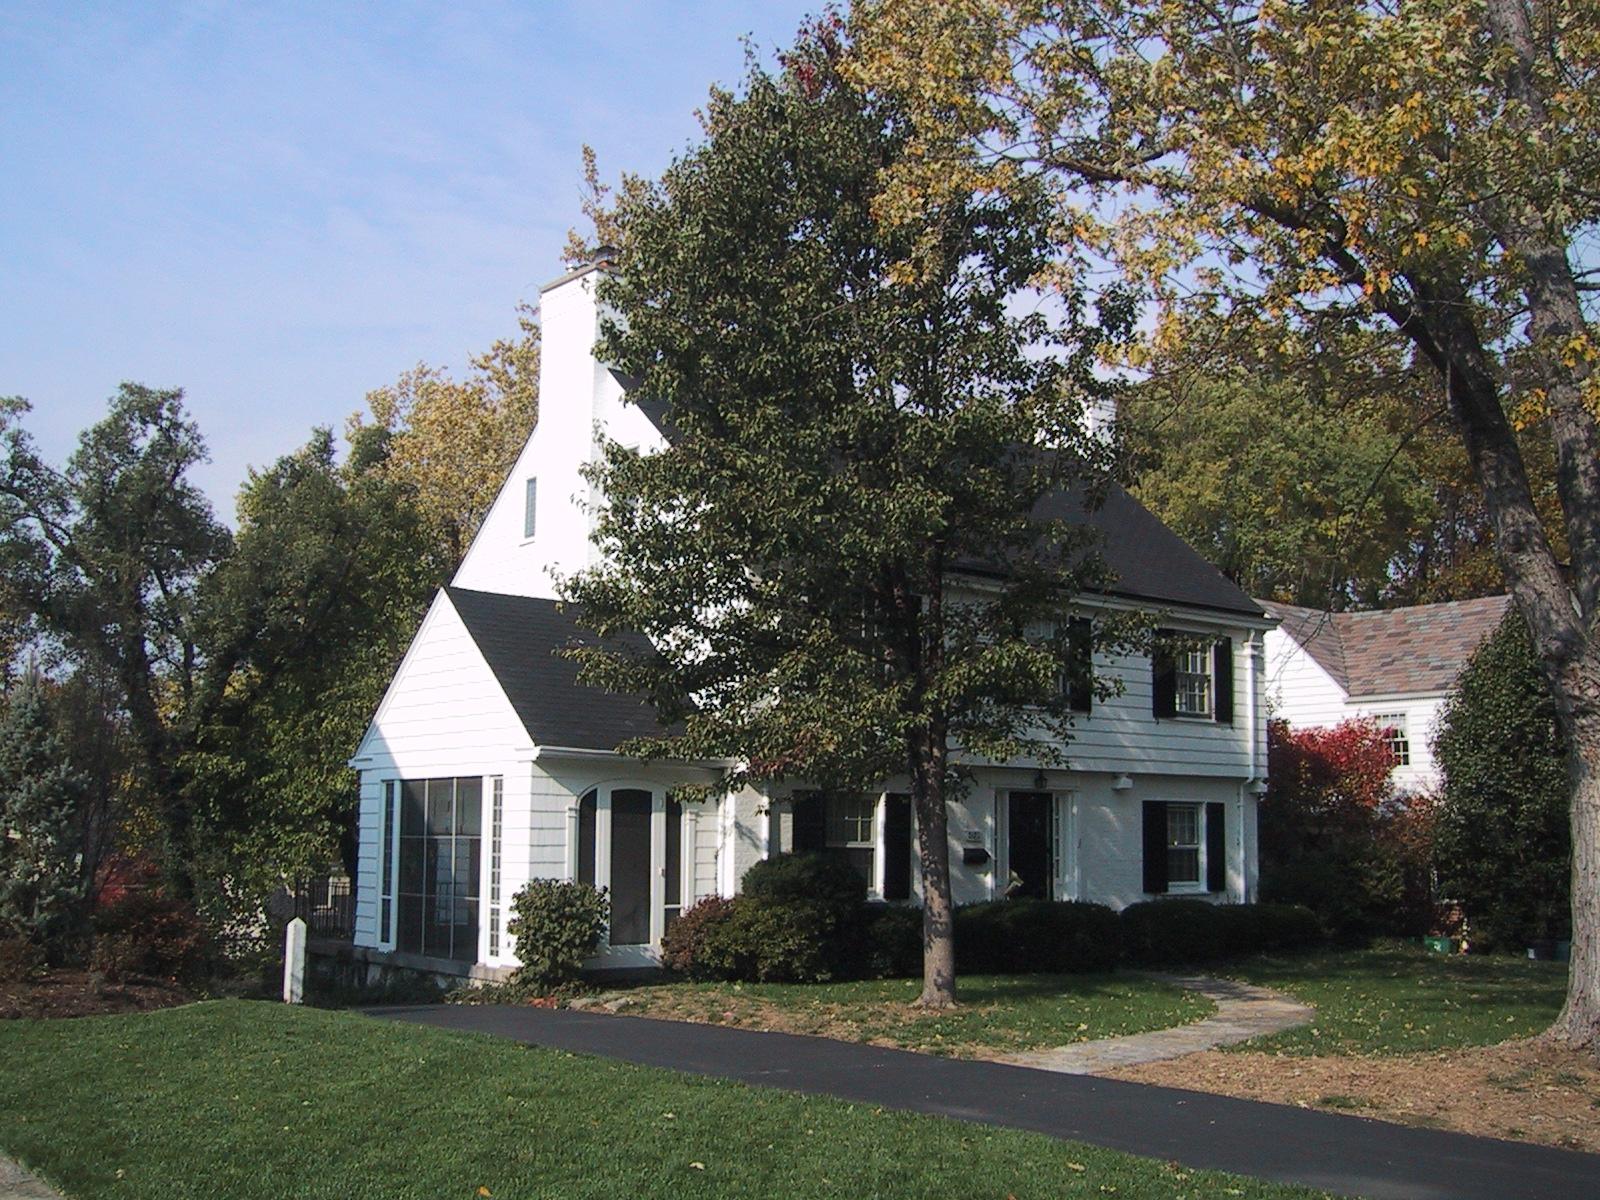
[292,874,355,940]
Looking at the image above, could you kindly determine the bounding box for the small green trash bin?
[1423,935,1453,954]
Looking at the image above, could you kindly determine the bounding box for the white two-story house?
[347,258,1274,979]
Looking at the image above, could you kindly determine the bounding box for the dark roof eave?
[946,564,1269,622]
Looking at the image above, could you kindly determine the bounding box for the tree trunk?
[909,722,957,1008]
[1549,665,1600,1046]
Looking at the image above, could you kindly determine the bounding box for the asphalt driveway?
[371,1003,1600,1200]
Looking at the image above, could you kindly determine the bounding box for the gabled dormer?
[451,257,669,599]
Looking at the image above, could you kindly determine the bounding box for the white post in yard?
[283,916,306,1005]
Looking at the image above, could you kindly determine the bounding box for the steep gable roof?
[1261,595,1512,698]
[445,586,668,752]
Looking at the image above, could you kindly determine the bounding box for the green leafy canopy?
[562,30,1138,800]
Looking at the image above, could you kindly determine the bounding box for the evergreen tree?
[0,675,89,952]
[1435,612,1572,950]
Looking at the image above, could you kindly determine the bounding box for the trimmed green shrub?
[955,900,1122,974]
[862,904,923,978]
[507,879,609,990]
[1121,899,1227,964]
[660,896,738,979]
[1120,899,1321,965]
[741,852,866,918]
[696,897,836,982]
[1434,612,1571,951]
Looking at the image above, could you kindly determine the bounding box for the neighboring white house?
[346,258,1275,980]
[1261,595,1511,792]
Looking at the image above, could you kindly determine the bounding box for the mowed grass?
[1229,942,1569,1056]
[617,971,1211,1056]
[0,1002,1332,1200]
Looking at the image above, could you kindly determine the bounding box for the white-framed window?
[1174,647,1212,716]
[1373,713,1410,766]
[523,477,538,539]
[1167,803,1203,888]
[825,793,877,886]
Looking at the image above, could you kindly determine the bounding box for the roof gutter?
[532,744,741,770]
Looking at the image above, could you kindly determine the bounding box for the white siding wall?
[1348,694,1447,793]
[1263,625,1349,727]
[994,617,1268,782]
[452,268,668,599]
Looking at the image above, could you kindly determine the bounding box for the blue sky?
[1,1,813,517]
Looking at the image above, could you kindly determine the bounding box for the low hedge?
[663,873,1322,984]
[1120,899,1321,966]
[955,900,1122,974]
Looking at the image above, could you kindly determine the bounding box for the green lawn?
[1228,942,1570,1056]
[0,1001,1330,1200]
[614,972,1211,1056]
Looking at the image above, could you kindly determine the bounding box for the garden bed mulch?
[0,970,192,1020]
[1106,1038,1600,1152]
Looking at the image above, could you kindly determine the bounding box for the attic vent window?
[523,477,537,539]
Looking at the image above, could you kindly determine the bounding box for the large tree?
[0,386,230,892]
[852,0,1600,1045]
[563,27,1131,1007]
[186,423,440,897]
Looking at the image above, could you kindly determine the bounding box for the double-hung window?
[1166,803,1203,888]
[825,794,877,885]
[1371,713,1410,766]
[1174,647,1212,717]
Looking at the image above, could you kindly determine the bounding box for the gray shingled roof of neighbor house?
[1260,594,1513,698]
[446,586,671,752]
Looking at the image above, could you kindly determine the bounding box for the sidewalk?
[374,1003,1600,1200]
[0,1157,61,1200]
[1004,973,1314,1072]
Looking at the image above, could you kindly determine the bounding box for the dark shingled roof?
[1023,483,1263,617]
[1260,595,1512,697]
[446,586,669,752]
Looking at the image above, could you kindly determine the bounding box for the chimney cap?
[538,249,619,295]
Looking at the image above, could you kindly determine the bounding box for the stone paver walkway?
[0,1157,62,1200]
[1003,973,1314,1074]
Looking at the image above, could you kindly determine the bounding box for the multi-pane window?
[523,477,538,539]
[487,777,504,959]
[380,781,397,943]
[1174,647,1212,716]
[825,794,877,885]
[397,777,482,962]
[1374,714,1410,766]
[1167,803,1202,886]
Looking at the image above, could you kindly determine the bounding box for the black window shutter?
[1068,617,1093,714]
[792,793,826,853]
[1142,801,1169,894]
[883,793,912,901]
[1205,802,1227,892]
[1151,632,1177,718]
[1213,638,1234,724]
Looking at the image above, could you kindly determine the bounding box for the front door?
[1007,791,1055,900]
[577,786,686,958]
[609,789,653,945]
